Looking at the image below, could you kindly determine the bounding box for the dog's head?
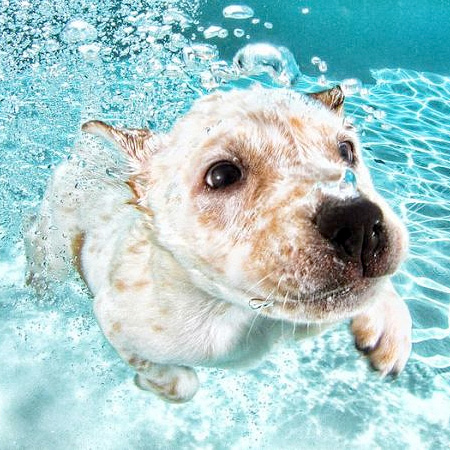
[84,86,408,323]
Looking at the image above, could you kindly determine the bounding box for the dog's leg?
[131,359,199,403]
[25,164,82,290]
[351,280,412,375]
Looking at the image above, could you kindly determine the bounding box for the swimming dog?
[27,86,412,402]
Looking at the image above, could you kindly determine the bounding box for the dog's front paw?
[351,284,412,376]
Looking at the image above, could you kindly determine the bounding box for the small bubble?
[162,8,192,29]
[200,71,219,90]
[123,26,134,35]
[218,28,229,38]
[264,22,273,29]
[182,43,219,70]
[233,28,245,38]
[251,18,260,24]
[318,60,328,73]
[223,5,255,19]
[78,43,101,61]
[45,39,60,52]
[341,78,362,96]
[343,168,357,187]
[311,56,321,65]
[203,25,224,39]
[210,60,239,81]
[318,74,327,85]
[249,298,274,310]
[61,19,97,44]
[301,7,310,14]
[165,63,183,78]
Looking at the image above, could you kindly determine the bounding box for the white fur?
[27,87,412,402]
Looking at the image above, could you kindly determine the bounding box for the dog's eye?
[338,141,354,164]
[205,161,243,189]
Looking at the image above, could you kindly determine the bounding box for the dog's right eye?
[205,161,243,189]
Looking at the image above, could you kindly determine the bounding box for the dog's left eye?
[338,141,354,164]
[205,161,243,189]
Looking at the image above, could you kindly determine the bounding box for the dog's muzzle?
[315,196,387,278]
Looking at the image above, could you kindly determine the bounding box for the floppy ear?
[82,120,157,163]
[82,120,157,206]
[309,86,345,116]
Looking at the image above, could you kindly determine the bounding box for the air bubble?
[249,298,273,310]
[210,60,239,81]
[318,74,327,85]
[61,19,97,44]
[78,43,101,61]
[311,56,321,65]
[341,78,362,96]
[233,28,245,38]
[318,60,328,73]
[342,168,357,188]
[162,8,192,29]
[182,44,219,70]
[223,5,255,19]
[251,18,260,25]
[200,71,219,90]
[233,43,300,86]
[203,25,227,39]
[264,22,273,29]
[301,7,310,14]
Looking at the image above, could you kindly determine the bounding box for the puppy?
[27,86,412,402]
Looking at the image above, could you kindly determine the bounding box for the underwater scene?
[1,0,449,448]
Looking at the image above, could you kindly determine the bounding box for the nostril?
[332,227,357,259]
[364,220,383,257]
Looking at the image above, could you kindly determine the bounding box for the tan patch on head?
[151,324,165,333]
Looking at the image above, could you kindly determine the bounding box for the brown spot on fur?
[112,321,122,333]
[289,116,303,130]
[100,214,112,221]
[71,232,87,283]
[151,324,165,333]
[132,280,151,290]
[128,356,152,371]
[114,279,127,292]
[159,307,169,316]
[167,379,178,398]
[127,242,144,254]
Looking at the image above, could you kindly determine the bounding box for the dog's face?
[87,86,408,323]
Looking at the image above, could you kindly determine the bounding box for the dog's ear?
[82,120,157,163]
[309,86,345,116]
[82,120,158,207]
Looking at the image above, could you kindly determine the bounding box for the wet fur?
[27,86,412,402]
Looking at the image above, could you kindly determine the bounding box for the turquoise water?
[1,0,450,448]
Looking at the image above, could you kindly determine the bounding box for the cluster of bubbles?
[182,42,301,89]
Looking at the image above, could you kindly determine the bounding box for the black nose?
[315,197,386,276]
